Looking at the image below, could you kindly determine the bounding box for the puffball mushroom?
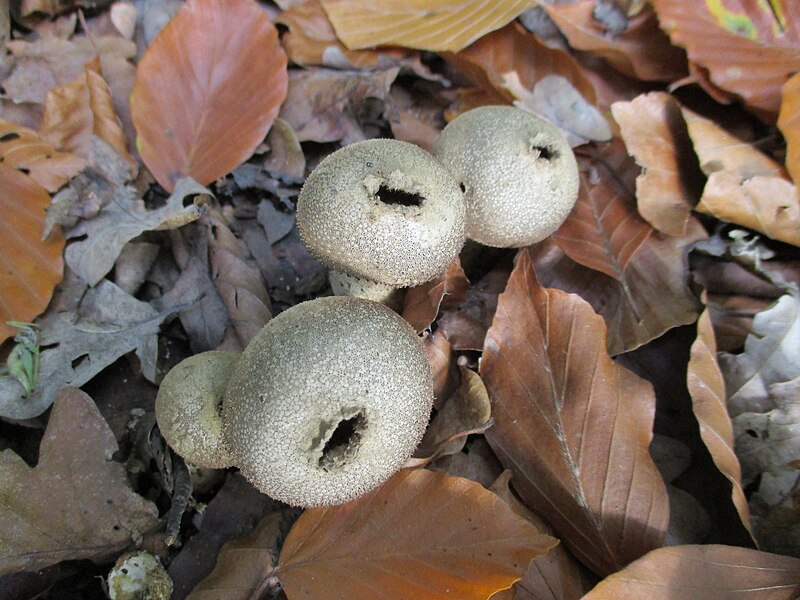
[434,106,579,248]
[296,138,466,301]
[221,296,433,507]
[155,351,238,469]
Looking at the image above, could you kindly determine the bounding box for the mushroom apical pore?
[296,138,466,295]
[221,296,434,507]
[434,106,579,248]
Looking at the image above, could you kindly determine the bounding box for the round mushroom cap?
[297,139,466,287]
[222,296,433,507]
[434,106,579,248]
[155,351,238,469]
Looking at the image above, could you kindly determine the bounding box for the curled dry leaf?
[274,468,558,600]
[582,544,800,599]
[422,329,458,403]
[553,141,652,280]
[0,164,64,343]
[542,1,686,82]
[611,92,701,236]
[687,303,753,537]
[444,22,596,110]
[0,387,158,576]
[403,258,469,333]
[0,118,85,192]
[131,0,288,191]
[719,294,800,417]
[481,249,670,576]
[319,0,536,52]
[651,0,800,119]
[778,72,800,188]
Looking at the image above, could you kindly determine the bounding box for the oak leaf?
[274,468,558,599]
[481,249,670,576]
[131,0,288,191]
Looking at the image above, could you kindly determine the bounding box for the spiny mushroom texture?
[155,351,238,469]
[296,138,466,288]
[221,296,434,507]
[434,105,579,248]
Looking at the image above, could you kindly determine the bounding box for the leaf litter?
[1,0,800,597]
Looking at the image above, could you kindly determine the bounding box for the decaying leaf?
[402,258,469,333]
[0,387,158,576]
[274,468,558,599]
[0,164,65,344]
[481,249,670,576]
[778,72,800,188]
[0,118,85,192]
[582,544,800,599]
[131,0,288,191]
[0,278,179,419]
[612,92,701,236]
[319,0,536,52]
[687,304,753,536]
[719,294,800,417]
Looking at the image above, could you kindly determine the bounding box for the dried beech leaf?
[275,468,558,599]
[583,544,800,599]
[423,330,458,403]
[543,1,686,81]
[319,0,536,52]
[687,304,753,536]
[778,72,800,188]
[0,164,64,343]
[0,118,85,192]
[553,142,652,280]
[403,258,469,333]
[611,92,699,236]
[131,0,288,191]
[444,22,596,110]
[651,0,800,119]
[39,57,136,173]
[481,249,670,576]
[0,387,158,576]
[720,294,800,417]
[0,279,175,419]
[66,176,210,286]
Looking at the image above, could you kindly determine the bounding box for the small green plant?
[1,321,41,396]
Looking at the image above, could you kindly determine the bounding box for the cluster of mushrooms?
[155,106,579,507]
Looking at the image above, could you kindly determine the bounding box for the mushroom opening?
[318,411,368,469]
[530,144,558,161]
[376,185,423,207]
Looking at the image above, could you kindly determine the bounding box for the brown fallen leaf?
[611,92,702,236]
[274,468,558,599]
[651,0,800,120]
[481,248,670,576]
[385,82,449,152]
[319,0,536,52]
[263,118,306,181]
[687,302,753,538]
[131,0,287,191]
[422,329,458,404]
[0,164,64,343]
[0,118,85,192]
[582,544,800,599]
[403,258,469,333]
[0,387,158,577]
[543,1,686,82]
[778,72,800,188]
[553,141,652,280]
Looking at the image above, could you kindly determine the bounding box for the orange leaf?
[40,58,136,174]
[481,249,670,576]
[0,119,85,192]
[274,468,558,599]
[651,0,800,119]
[319,0,536,52]
[612,92,701,236]
[543,1,687,82]
[778,71,800,188]
[131,0,287,192]
[553,141,652,279]
[583,544,800,599]
[0,164,64,343]
[444,22,596,109]
[687,303,753,538]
